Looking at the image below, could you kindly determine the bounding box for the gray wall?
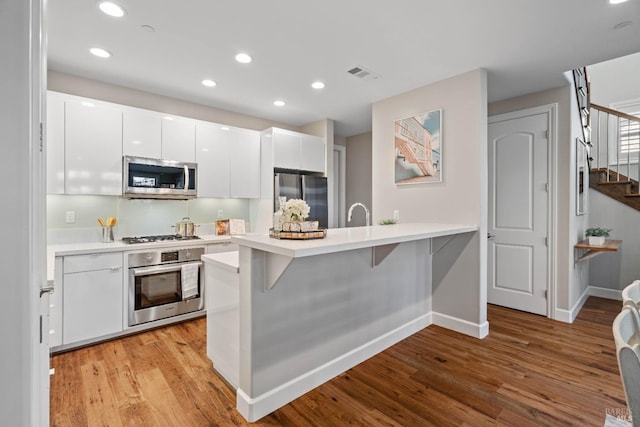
[371,69,488,331]
[345,132,372,227]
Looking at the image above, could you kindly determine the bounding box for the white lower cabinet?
[62,253,123,345]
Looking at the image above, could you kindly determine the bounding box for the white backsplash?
[47,195,251,244]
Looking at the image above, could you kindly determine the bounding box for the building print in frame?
[394,109,442,184]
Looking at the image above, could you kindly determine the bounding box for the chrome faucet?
[347,202,370,226]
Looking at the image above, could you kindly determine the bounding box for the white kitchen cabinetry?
[196,122,230,198]
[229,127,260,198]
[65,99,123,195]
[46,92,65,194]
[123,108,162,158]
[300,134,325,173]
[196,123,260,198]
[269,128,325,173]
[272,129,301,170]
[162,116,196,163]
[49,257,64,348]
[62,252,123,345]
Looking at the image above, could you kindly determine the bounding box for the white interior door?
[488,111,549,315]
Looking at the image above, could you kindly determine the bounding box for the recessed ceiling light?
[273,100,286,107]
[609,0,628,4]
[98,1,126,17]
[89,47,111,58]
[235,53,252,64]
[311,81,325,90]
[220,126,230,131]
[202,79,217,87]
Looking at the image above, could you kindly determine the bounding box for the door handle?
[487,233,495,239]
[40,284,55,297]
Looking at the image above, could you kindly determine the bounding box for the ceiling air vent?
[347,65,381,81]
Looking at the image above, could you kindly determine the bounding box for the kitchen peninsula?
[229,222,478,422]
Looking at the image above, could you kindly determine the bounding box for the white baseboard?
[236,313,433,423]
[555,286,622,323]
[589,286,622,301]
[431,312,489,339]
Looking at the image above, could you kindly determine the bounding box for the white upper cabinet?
[46,92,65,194]
[162,116,196,163]
[270,128,325,173]
[229,127,260,198]
[272,128,302,170]
[64,98,123,195]
[122,108,162,158]
[196,122,231,198]
[300,134,325,173]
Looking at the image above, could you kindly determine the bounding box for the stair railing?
[590,103,640,195]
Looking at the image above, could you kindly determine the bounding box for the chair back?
[612,306,640,426]
[622,280,640,311]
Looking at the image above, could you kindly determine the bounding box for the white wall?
[589,190,640,290]
[588,52,640,108]
[0,0,42,424]
[372,69,487,329]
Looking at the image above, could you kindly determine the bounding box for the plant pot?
[588,236,606,246]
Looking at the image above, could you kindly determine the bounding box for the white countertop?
[231,223,478,258]
[47,234,232,282]
[202,251,239,273]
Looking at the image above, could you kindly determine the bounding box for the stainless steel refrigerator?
[275,172,328,228]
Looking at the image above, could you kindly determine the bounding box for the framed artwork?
[576,137,589,216]
[394,109,442,184]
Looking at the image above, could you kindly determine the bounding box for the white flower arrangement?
[282,198,310,222]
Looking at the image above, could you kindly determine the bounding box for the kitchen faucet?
[347,202,370,226]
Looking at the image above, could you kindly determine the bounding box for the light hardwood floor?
[50,297,626,426]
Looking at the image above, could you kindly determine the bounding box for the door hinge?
[39,122,44,152]
[39,315,43,344]
[545,237,548,246]
[544,183,549,192]
[545,290,548,299]
[544,130,549,139]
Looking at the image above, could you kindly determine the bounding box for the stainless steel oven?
[128,247,205,326]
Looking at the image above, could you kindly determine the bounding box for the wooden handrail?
[591,103,640,124]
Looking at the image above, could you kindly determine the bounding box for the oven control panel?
[129,247,205,268]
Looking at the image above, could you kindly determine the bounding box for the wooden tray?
[269,228,327,240]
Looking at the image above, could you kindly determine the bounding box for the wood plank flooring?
[50,297,627,426]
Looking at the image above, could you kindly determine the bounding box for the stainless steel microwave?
[123,156,197,200]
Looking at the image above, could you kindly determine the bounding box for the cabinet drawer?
[63,252,123,274]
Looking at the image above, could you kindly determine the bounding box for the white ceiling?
[47,0,640,137]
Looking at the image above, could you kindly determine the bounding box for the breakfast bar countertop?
[231,222,478,258]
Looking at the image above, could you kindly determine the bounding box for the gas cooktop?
[121,234,202,244]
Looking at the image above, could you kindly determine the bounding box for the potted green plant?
[585,227,611,246]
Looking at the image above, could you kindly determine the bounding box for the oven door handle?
[131,261,202,277]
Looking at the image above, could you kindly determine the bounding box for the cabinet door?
[63,267,123,344]
[123,109,162,158]
[272,129,300,170]
[46,92,65,194]
[65,99,123,195]
[229,128,260,198]
[300,134,326,173]
[196,122,230,198]
[162,116,196,163]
